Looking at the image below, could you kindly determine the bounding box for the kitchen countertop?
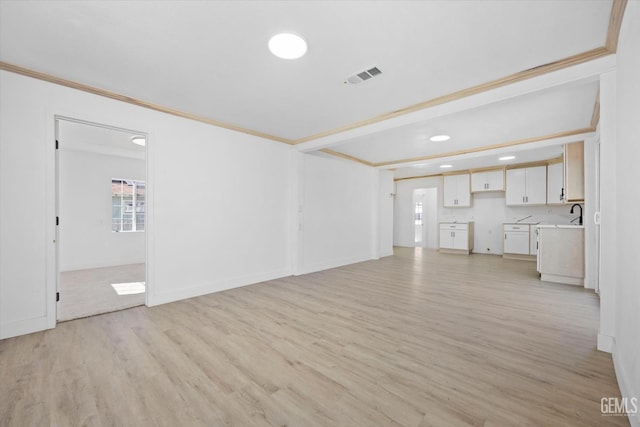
[536,224,584,229]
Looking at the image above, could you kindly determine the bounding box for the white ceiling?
[335,81,598,165]
[0,1,613,177]
[392,145,566,180]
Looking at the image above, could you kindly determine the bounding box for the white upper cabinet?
[443,174,471,207]
[471,169,505,192]
[505,168,526,205]
[547,162,564,205]
[506,166,547,206]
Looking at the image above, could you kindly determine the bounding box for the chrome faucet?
[570,203,583,225]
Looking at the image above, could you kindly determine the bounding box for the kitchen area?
[435,141,587,286]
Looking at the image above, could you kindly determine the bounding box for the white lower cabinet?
[439,222,474,254]
[537,226,584,285]
[503,224,536,260]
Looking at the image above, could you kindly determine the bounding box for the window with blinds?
[112,179,145,232]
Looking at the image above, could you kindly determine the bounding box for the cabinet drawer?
[440,223,468,231]
[504,224,528,232]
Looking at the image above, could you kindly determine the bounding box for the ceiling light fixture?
[131,136,146,146]
[430,135,450,142]
[268,33,307,59]
[440,164,453,169]
[499,156,515,161]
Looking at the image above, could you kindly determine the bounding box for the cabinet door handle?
[505,233,507,240]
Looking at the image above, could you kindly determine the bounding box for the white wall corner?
[612,346,640,427]
[597,333,614,353]
[296,254,372,276]
[293,151,305,276]
[147,268,291,307]
[371,169,381,260]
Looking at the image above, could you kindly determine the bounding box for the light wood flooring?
[0,248,628,426]
[58,264,145,322]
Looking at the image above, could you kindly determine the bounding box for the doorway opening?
[412,188,438,249]
[414,201,423,245]
[55,118,148,321]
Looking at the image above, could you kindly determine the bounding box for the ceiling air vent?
[345,66,382,85]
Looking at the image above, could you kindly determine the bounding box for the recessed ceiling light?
[499,156,515,161]
[268,33,307,59]
[131,136,146,146]
[440,164,453,169]
[430,135,450,142]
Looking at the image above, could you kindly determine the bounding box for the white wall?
[59,149,145,271]
[394,176,575,255]
[583,136,597,290]
[378,170,394,257]
[0,70,292,338]
[298,153,377,274]
[612,3,640,422]
[598,70,617,353]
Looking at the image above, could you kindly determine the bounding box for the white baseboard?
[598,333,614,353]
[541,273,584,286]
[379,249,394,258]
[297,254,372,275]
[584,275,596,290]
[0,316,52,340]
[613,346,640,427]
[393,242,415,248]
[147,268,291,307]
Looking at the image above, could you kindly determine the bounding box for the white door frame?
[47,114,152,327]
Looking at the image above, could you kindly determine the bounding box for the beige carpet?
[58,263,145,321]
